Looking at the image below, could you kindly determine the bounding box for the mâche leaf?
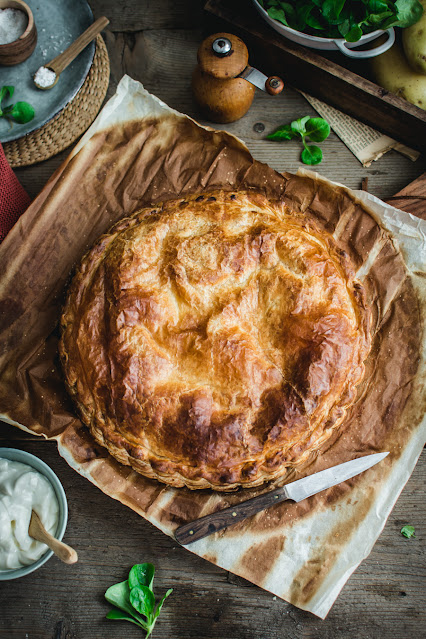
[105,562,172,637]
[261,0,423,41]
[290,115,311,136]
[0,85,14,105]
[153,589,173,620]
[266,124,297,140]
[400,525,416,538]
[268,6,289,25]
[105,580,146,624]
[129,585,156,617]
[301,145,323,164]
[304,117,331,142]
[129,563,155,591]
[0,85,35,125]
[345,24,364,41]
[394,0,423,26]
[8,102,35,124]
[266,115,330,165]
[322,0,346,23]
[106,608,148,627]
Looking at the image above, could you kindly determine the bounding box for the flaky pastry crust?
[59,190,371,490]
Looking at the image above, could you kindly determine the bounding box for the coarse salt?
[34,66,57,88]
[0,8,27,45]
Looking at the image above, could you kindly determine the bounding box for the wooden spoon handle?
[29,511,78,565]
[48,16,109,75]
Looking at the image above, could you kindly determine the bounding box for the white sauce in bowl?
[0,458,59,570]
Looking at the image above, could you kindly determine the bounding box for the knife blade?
[238,66,284,95]
[174,452,389,545]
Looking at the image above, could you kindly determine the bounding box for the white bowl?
[252,0,395,59]
[0,448,68,580]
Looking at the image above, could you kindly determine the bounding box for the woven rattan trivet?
[4,35,110,168]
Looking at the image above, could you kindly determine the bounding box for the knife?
[238,66,284,95]
[175,452,389,545]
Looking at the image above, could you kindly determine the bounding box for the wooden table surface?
[1,1,425,638]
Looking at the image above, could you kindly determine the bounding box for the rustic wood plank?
[0,434,424,639]
[89,0,204,31]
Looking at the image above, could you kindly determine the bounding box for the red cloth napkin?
[0,143,31,242]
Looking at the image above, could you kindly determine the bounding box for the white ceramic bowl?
[252,0,395,59]
[0,448,68,580]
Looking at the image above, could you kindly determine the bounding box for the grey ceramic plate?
[0,0,95,143]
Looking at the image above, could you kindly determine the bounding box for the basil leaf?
[9,101,35,124]
[304,117,330,142]
[129,585,156,618]
[154,589,173,620]
[266,124,297,140]
[128,562,155,591]
[290,115,310,136]
[301,145,323,165]
[105,580,146,624]
[106,607,148,629]
[400,525,416,538]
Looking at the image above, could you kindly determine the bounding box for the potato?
[402,0,426,74]
[370,41,426,110]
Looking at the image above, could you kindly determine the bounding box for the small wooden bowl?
[0,0,37,66]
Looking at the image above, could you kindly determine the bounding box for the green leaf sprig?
[266,116,331,165]
[400,524,416,538]
[105,563,173,637]
[258,0,423,42]
[0,86,35,126]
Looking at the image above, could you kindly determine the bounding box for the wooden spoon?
[29,510,78,565]
[34,16,109,89]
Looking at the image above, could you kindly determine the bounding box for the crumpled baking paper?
[0,76,424,618]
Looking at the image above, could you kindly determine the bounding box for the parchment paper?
[0,76,424,618]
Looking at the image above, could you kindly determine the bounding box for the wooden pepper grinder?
[192,33,284,123]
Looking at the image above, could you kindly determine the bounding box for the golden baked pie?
[59,190,371,490]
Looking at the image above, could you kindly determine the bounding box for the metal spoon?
[28,510,78,564]
[33,16,109,90]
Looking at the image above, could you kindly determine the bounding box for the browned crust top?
[59,190,371,490]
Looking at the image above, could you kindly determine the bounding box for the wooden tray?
[204,0,426,151]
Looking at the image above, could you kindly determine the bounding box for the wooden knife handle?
[175,487,289,545]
